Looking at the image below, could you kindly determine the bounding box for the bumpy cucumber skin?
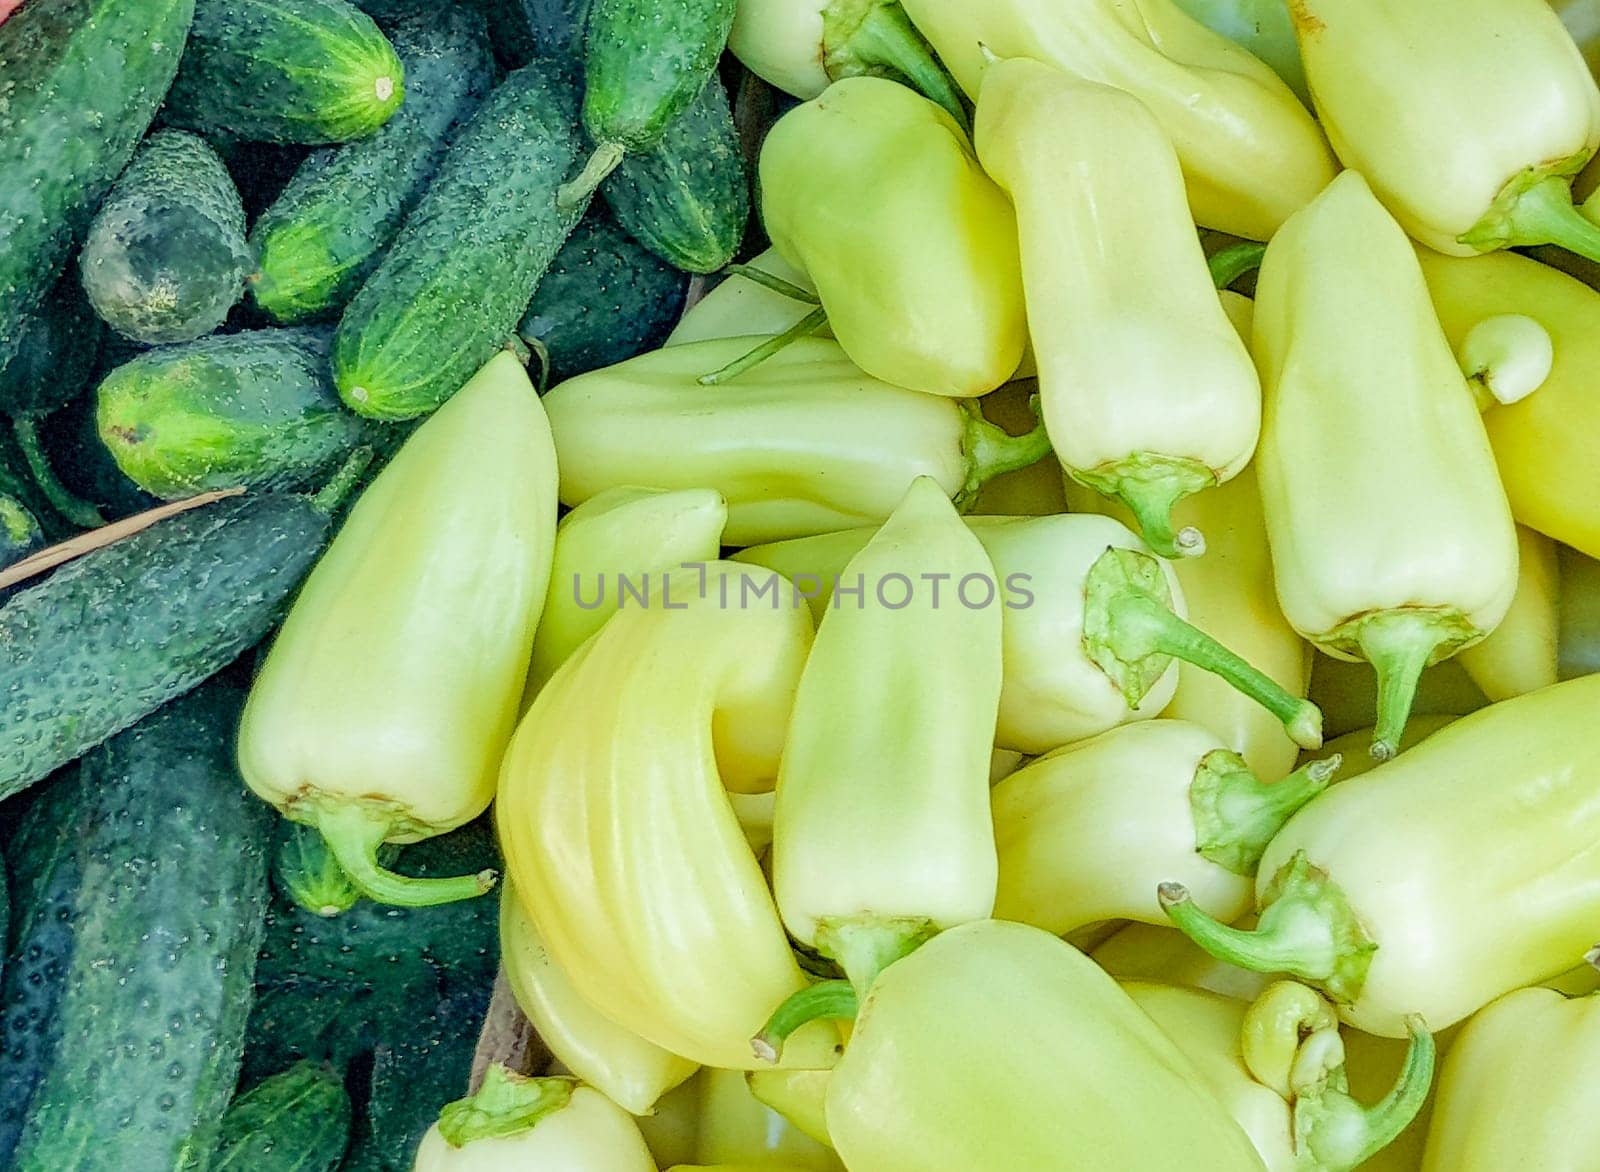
[0,270,105,417]
[521,0,590,57]
[95,328,378,499]
[249,10,494,324]
[165,0,405,145]
[332,65,589,419]
[581,0,737,149]
[0,0,195,369]
[5,684,274,1172]
[79,130,252,344]
[0,493,334,803]
[603,75,749,273]
[519,210,687,382]
[213,1061,352,1172]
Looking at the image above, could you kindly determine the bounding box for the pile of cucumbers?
[0,0,753,1167]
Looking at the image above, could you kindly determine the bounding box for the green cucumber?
[249,10,495,324]
[0,270,105,419]
[602,75,749,273]
[165,0,405,145]
[79,129,253,345]
[0,491,338,803]
[557,0,737,207]
[0,495,44,589]
[332,64,590,419]
[240,984,373,1092]
[273,819,399,918]
[0,0,195,369]
[3,683,273,1172]
[31,383,162,524]
[95,328,380,499]
[474,0,538,69]
[520,0,590,57]
[214,1061,353,1172]
[518,209,688,384]
[0,422,71,539]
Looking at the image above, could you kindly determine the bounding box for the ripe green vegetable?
[165,0,405,145]
[78,129,252,344]
[213,1061,353,1172]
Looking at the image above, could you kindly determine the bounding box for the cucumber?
[2,683,273,1172]
[165,0,405,145]
[214,1061,353,1172]
[0,424,71,540]
[78,130,253,345]
[0,495,44,586]
[95,328,381,499]
[518,209,688,384]
[272,819,399,918]
[0,270,105,418]
[602,74,749,273]
[32,382,162,524]
[249,11,495,324]
[332,64,590,419]
[0,491,337,803]
[240,983,373,1092]
[474,0,538,69]
[582,0,736,151]
[520,0,590,57]
[0,0,195,369]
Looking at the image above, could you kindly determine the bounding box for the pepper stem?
[697,307,830,386]
[837,2,970,131]
[556,141,626,211]
[1241,979,1341,1097]
[1190,751,1340,877]
[958,399,1054,500]
[13,416,105,529]
[1071,455,1215,559]
[1460,172,1600,264]
[1456,313,1552,409]
[1294,1016,1436,1172]
[436,1065,575,1148]
[723,264,820,304]
[1158,852,1375,1004]
[814,914,939,1000]
[310,803,497,908]
[1349,609,1477,761]
[753,980,859,1065]
[1208,242,1267,291]
[1083,546,1324,748]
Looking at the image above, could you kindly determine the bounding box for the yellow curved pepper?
[238,352,554,906]
[1422,986,1600,1170]
[1456,525,1559,701]
[901,0,1336,240]
[760,77,1027,397]
[499,883,698,1115]
[526,486,728,697]
[694,1068,845,1172]
[542,336,1050,545]
[1293,0,1600,261]
[1252,170,1518,760]
[497,564,837,1069]
[992,720,1336,937]
[772,479,1002,991]
[975,58,1262,558]
[746,1068,835,1151]
[1417,246,1600,560]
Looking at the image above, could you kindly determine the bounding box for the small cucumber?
[249,10,495,324]
[518,209,688,384]
[333,65,589,419]
[0,270,105,418]
[0,491,337,803]
[213,1061,353,1172]
[79,129,252,344]
[603,75,750,273]
[2,683,274,1172]
[559,0,737,206]
[95,328,381,499]
[165,0,405,145]
[0,0,195,368]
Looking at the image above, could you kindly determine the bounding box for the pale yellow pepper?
[694,1068,844,1172]
[1457,525,1560,701]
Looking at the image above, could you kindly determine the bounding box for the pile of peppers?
[235,1,1600,1168]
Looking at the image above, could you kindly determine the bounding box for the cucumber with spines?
[213,1061,353,1172]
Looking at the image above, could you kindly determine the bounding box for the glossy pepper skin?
[1174,0,1307,103]
[694,1068,845,1171]
[1162,672,1600,1038]
[773,479,1002,990]
[1418,247,1600,560]
[238,352,555,907]
[1422,986,1600,1170]
[1293,0,1600,260]
[993,719,1335,937]
[497,564,837,1069]
[1252,170,1518,760]
[815,920,1269,1171]
[976,60,1261,558]
[760,77,1027,398]
[499,883,698,1115]
[901,0,1335,241]
[1456,525,1559,702]
[542,336,1050,545]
